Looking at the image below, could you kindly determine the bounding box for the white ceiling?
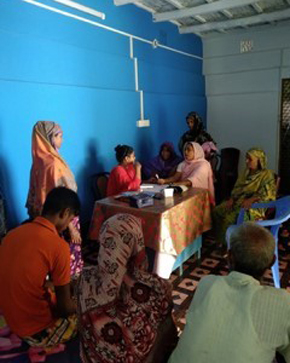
[114,0,290,36]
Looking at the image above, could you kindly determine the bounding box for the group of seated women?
[106,111,218,204]
[0,112,278,362]
[78,146,278,361]
[106,141,215,205]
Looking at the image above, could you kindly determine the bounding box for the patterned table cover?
[89,188,212,256]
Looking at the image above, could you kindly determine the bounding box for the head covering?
[77,214,172,363]
[33,121,62,150]
[184,141,205,161]
[231,147,276,204]
[180,142,215,204]
[246,148,267,170]
[26,121,77,218]
[186,112,204,137]
[159,141,175,158]
[143,142,182,179]
[178,112,215,155]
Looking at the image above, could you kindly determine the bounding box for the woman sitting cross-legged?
[77,214,177,363]
[107,144,141,196]
[142,142,182,181]
[157,142,215,204]
[213,147,276,246]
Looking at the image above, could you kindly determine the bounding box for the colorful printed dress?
[213,148,276,245]
[77,214,173,363]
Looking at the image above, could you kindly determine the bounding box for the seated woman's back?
[77,214,176,363]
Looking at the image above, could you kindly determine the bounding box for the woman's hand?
[135,161,142,170]
[148,177,157,184]
[157,178,166,185]
[134,161,142,180]
[226,198,234,210]
[241,197,256,210]
[69,223,82,244]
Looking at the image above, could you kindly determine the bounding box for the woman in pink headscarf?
[157,142,215,204]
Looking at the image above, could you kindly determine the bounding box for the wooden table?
[89,188,212,278]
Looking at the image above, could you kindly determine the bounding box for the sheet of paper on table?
[140,184,169,193]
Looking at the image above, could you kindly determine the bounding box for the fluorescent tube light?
[53,0,105,20]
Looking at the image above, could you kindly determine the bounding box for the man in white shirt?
[169,222,290,363]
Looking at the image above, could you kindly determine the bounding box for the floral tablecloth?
[89,188,212,256]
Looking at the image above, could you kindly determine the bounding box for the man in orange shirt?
[0,187,80,348]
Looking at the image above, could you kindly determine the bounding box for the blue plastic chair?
[226,196,290,288]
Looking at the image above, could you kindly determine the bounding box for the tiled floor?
[171,234,290,333]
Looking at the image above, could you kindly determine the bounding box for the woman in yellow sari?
[26,121,83,276]
[213,148,276,246]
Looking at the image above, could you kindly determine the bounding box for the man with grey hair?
[169,222,290,363]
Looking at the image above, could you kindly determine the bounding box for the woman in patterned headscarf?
[77,213,176,363]
[213,147,276,246]
[26,121,83,276]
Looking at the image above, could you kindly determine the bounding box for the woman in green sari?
[213,148,276,246]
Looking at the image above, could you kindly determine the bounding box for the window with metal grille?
[279,79,290,194]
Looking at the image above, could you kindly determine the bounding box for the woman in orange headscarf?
[26,121,83,276]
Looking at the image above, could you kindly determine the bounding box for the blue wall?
[0,0,205,226]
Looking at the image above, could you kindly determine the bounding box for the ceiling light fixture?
[53,0,105,20]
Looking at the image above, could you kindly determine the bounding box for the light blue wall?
[203,24,290,173]
[0,0,204,226]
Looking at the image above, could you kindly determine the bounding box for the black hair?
[115,144,134,163]
[186,111,201,123]
[42,187,80,216]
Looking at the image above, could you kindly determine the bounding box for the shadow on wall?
[75,139,105,232]
[135,129,154,165]
[155,106,178,149]
[156,106,167,141]
[0,155,20,230]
